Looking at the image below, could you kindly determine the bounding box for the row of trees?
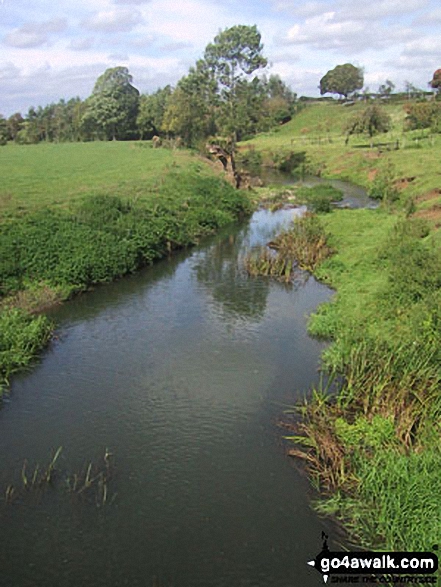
[0,26,297,147]
[1,24,440,148]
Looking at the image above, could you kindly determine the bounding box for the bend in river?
[0,181,369,587]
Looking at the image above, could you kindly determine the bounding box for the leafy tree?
[430,69,441,93]
[345,105,391,147]
[378,79,395,99]
[319,64,364,100]
[204,24,267,144]
[81,66,140,140]
[203,24,267,184]
[162,60,217,146]
[0,116,8,145]
[7,113,24,141]
[137,86,172,139]
[261,74,297,127]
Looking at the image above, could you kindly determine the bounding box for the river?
[0,182,366,587]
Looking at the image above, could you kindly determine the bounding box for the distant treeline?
[0,68,297,147]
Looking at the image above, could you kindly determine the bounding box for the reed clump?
[243,213,332,282]
[2,448,116,508]
[243,248,295,282]
[270,213,333,272]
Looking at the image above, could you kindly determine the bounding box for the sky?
[1,0,440,115]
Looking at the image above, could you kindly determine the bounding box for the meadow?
[0,142,205,214]
[0,141,251,388]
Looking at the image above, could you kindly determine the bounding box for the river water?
[0,194,352,587]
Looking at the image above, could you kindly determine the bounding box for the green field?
[243,100,441,224]
[0,141,204,214]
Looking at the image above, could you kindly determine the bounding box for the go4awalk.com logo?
[307,533,439,584]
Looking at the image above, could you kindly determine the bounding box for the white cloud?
[68,37,95,51]
[3,18,68,48]
[82,8,143,33]
[414,7,441,24]
[4,30,47,48]
[402,36,441,56]
[0,61,21,81]
[336,0,429,21]
[143,0,232,44]
[272,0,329,17]
[114,0,152,4]
[108,52,129,60]
[284,11,417,52]
[159,41,193,52]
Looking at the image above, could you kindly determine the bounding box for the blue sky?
[1,0,440,115]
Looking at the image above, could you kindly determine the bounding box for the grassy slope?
[245,103,441,553]
[0,142,250,389]
[244,100,441,222]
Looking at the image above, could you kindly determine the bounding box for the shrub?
[297,184,343,213]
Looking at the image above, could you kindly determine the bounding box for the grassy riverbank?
[246,102,441,553]
[0,142,252,389]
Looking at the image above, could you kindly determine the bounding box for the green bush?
[297,184,343,213]
[404,101,441,130]
[236,148,263,176]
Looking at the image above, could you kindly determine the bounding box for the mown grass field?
[0,141,204,215]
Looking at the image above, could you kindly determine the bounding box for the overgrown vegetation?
[0,310,52,391]
[244,96,441,551]
[0,146,252,392]
[296,184,343,212]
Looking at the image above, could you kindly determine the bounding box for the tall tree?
[0,116,8,145]
[319,63,364,100]
[203,24,267,184]
[7,113,24,142]
[81,67,140,140]
[162,60,218,146]
[261,74,297,127]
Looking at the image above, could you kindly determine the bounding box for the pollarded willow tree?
[319,63,364,100]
